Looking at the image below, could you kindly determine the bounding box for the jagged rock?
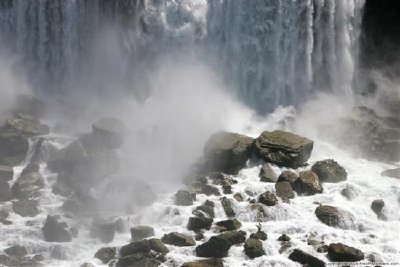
[381,168,400,179]
[258,191,278,206]
[42,215,72,242]
[0,165,13,182]
[215,219,242,231]
[327,243,364,262]
[131,226,154,241]
[11,165,45,199]
[277,234,290,241]
[90,218,116,243]
[288,249,326,267]
[181,258,224,267]
[255,130,313,168]
[194,201,215,218]
[275,181,295,199]
[13,199,39,217]
[218,230,246,245]
[175,190,196,206]
[204,132,254,175]
[233,192,244,202]
[201,185,220,196]
[244,238,265,259]
[294,171,323,196]
[187,217,213,231]
[3,245,28,257]
[92,117,127,149]
[371,199,385,219]
[311,159,347,183]
[315,205,355,230]
[161,232,196,246]
[259,163,278,182]
[0,181,12,202]
[249,224,267,241]
[196,236,232,258]
[221,197,236,217]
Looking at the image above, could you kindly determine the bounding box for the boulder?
[371,199,385,218]
[116,252,160,267]
[258,191,278,206]
[0,165,13,182]
[0,181,12,202]
[12,199,40,217]
[381,168,400,179]
[196,236,232,258]
[218,230,246,245]
[194,201,215,218]
[221,197,236,217]
[311,159,347,183]
[233,193,244,202]
[42,215,72,242]
[11,165,45,199]
[255,130,313,168]
[175,190,196,206]
[340,184,358,200]
[181,258,224,267]
[131,226,154,241]
[119,239,168,257]
[327,243,364,262]
[259,163,278,182]
[204,132,254,174]
[244,238,265,259]
[315,205,355,230]
[288,249,326,267]
[3,245,28,257]
[209,172,237,186]
[215,219,242,231]
[294,171,323,196]
[187,217,213,232]
[201,185,220,196]
[90,218,116,243]
[249,224,267,241]
[0,207,9,219]
[148,238,169,254]
[275,181,295,199]
[94,247,117,264]
[222,185,232,194]
[278,171,299,183]
[161,232,196,246]
[277,234,290,242]
[92,118,127,149]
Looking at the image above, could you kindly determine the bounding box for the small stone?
[315,205,355,230]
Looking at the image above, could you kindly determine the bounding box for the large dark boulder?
[131,226,154,241]
[42,215,72,242]
[218,230,246,245]
[294,171,323,196]
[161,232,196,246]
[258,191,278,206]
[94,247,116,264]
[311,160,347,183]
[90,218,116,243]
[181,259,224,267]
[327,243,364,262]
[187,217,213,232]
[12,199,40,217]
[196,236,232,258]
[315,205,355,230]
[244,238,265,259]
[204,132,254,174]
[288,249,326,267]
[255,130,313,168]
[381,168,400,179]
[259,163,278,182]
[215,219,242,231]
[11,164,45,199]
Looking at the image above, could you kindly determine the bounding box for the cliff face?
[361,0,400,75]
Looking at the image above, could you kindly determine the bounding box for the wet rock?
[209,172,237,186]
[3,245,28,257]
[13,199,40,217]
[317,245,329,253]
[204,132,254,175]
[130,226,154,241]
[294,170,323,196]
[258,191,278,206]
[0,181,12,202]
[194,201,215,218]
[11,165,45,199]
[196,236,232,258]
[327,243,364,262]
[42,215,72,242]
[175,190,196,206]
[115,218,127,233]
[255,130,313,168]
[161,232,196,246]
[371,199,385,218]
[315,205,355,230]
[201,185,220,196]
[277,234,290,241]
[275,181,295,199]
[278,171,299,183]
[288,249,326,267]
[279,241,292,253]
[259,163,278,182]
[0,165,13,182]
[119,239,168,257]
[90,218,116,243]
[187,217,213,231]
[249,224,267,241]
[340,184,358,200]
[92,117,127,149]
[233,192,244,202]
[148,239,169,254]
[181,258,224,267]
[222,185,232,194]
[381,168,400,179]
[218,230,246,245]
[244,238,265,259]
[221,197,236,217]
[311,159,347,183]
[195,232,205,241]
[116,251,160,267]
[215,219,242,231]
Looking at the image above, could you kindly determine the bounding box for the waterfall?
[0,0,365,113]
